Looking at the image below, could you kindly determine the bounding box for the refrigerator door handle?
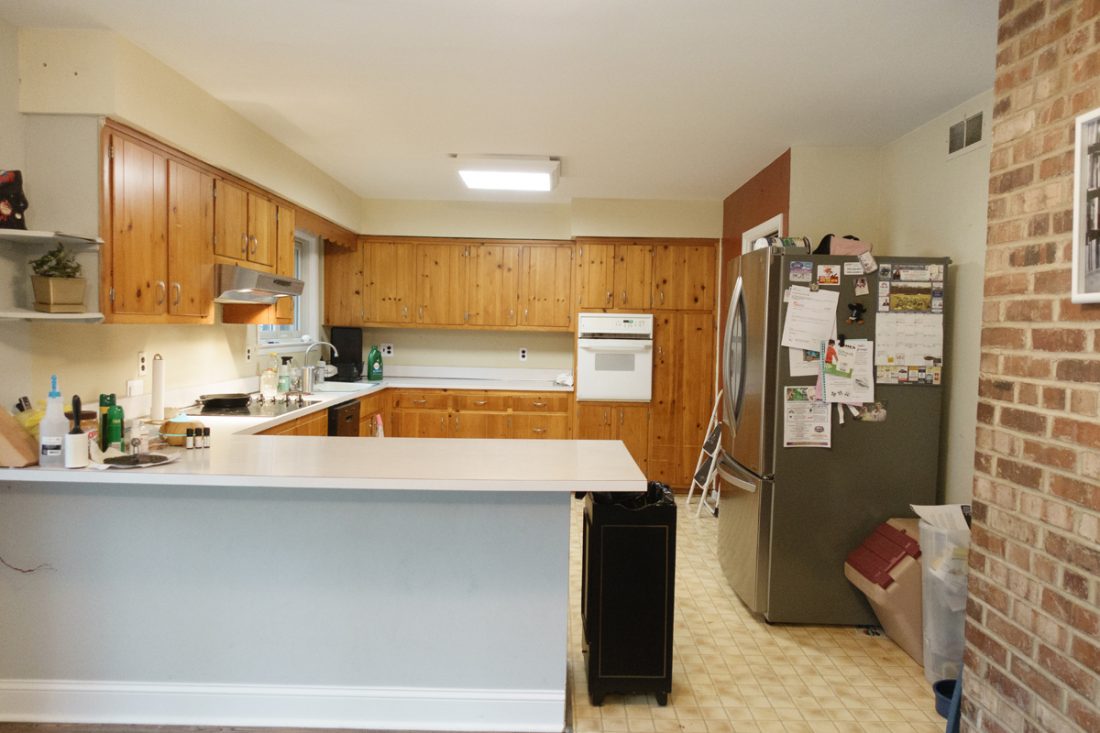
[717,461,757,493]
[723,274,747,430]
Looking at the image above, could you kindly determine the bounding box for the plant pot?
[31,275,86,313]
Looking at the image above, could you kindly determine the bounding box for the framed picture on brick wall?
[1072,105,1100,303]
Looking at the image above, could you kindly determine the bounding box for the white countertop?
[3,437,644,492]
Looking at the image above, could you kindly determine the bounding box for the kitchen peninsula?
[0,430,644,731]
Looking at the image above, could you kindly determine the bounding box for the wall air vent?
[948,112,984,156]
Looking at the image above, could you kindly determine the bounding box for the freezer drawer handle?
[717,463,757,493]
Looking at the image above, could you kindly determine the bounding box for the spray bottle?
[38,375,68,467]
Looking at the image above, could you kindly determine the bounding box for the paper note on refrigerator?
[781,286,840,351]
[783,386,831,448]
[820,339,874,404]
[875,313,944,385]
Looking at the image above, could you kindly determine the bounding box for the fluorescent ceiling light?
[456,156,560,192]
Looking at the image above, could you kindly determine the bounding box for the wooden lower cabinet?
[258,410,328,436]
[358,393,387,437]
[387,389,571,439]
[575,403,649,474]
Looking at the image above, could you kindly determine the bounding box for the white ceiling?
[0,0,998,204]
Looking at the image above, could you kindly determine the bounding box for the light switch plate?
[126,378,143,397]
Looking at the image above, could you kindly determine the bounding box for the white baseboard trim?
[0,679,566,732]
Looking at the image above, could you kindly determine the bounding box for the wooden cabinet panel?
[647,311,678,484]
[275,205,296,322]
[575,404,612,440]
[358,393,387,437]
[296,411,329,437]
[392,410,451,438]
[366,240,416,324]
[214,179,249,261]
[390,391,451,410]
[417,243,466,325]
[452,412,511,439]
[110,134,168,316]
[166,158,213,319]
[521,245,572,328]
[323,241,364,326]
[653,243,715,310]
[576,241,615,309]
[616,405,649,474]
[613,243,652,309]
[247,193,277,268]
[468,243,521,326]
[512,413,569,439]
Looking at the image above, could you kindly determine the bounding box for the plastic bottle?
[98,393,115,450]
[277,356,293,394]
[367,345,383,382]
[38,375,69,467]
[259,354,279,401]
[105,401,124,452]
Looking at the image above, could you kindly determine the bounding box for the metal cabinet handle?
[250,235,258,255]
[454,415,460,429]
[532,427,546,434]
[155,281,166,304]
[524,307,529,321]
[240,233,248,255]
[172,282,181,305]
[418,305,424,320]
[621,290,627,304]
[531,401,546,408]
[464,311,470,322]
[441,416,445,431]
[619,409,624,426]
[659,290,665,304]
[605,290,612,305]
[412,399,427,406]
[402,305,409,319]
[474,400,488,406]
[509,307,514,320]
[603,409,610,424]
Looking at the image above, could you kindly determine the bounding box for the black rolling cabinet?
[581,486,676,706]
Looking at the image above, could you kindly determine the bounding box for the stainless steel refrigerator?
[717,246,948,625]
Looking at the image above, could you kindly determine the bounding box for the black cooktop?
[191,397,302,418]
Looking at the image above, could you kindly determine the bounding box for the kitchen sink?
[312,382,368,392]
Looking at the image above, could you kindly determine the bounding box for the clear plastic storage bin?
[919,520,970,683]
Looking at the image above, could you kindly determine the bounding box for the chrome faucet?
[302,341,340,393]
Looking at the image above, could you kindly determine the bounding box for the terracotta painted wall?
[720,149,791,260]
[964,1,1100,731]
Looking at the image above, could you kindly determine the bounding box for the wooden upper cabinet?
[247,193,276,268]
[613,242,652,309]
[214,179,275,271]
[166,159,214,319]
[324,240,364,326]
[365,240,416,324]
[576,241,615,309]
[521,244,572,328]
[110,133,168,317]
[274,205,296,323]
[467,243,521,326]
[653,242,715,310]
[416,243,466,325]
[214,179,248,262]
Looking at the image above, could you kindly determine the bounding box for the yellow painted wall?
[361,329,573,371]
[789,146,884,248]
[570,198,722,238]
[362,199,573,239]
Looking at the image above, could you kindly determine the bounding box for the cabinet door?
[467,243,521,326]
[214,179,249,261]
[576,241,615,309]
[110,134,168,316]
[394,410,451,438]
[166,158,213,319]
[358,393,387,437]
[574,404,612,440]
[521,244,572,328]
[646,312,679,485]
[274,205,296,322]
[653,243,714,310]
[366,240,417,324]
[616,405,650,474]
[676,312,716,486]
[417,243,466,325]
[297,411,329,437]
[247,193,277,269]
[613,243,652,309]
[323,240,364,325]
[452,412,511,439]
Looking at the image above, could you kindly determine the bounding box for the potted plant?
[29,243,85,313]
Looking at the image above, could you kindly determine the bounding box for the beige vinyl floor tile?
[568,496,941,732]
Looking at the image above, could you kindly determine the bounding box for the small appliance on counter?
[329,326,364,382]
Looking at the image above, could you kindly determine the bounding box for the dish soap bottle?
[277,355,293,394]
[39,375,69,467]
[367,344,383,382]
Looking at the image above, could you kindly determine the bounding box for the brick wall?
[966,1,1100,731]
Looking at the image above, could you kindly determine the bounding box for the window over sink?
[255,233,322,352]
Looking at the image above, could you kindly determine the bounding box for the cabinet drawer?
[453,394,512,412]
[512,413,570,439]
[513,394,569,413]
[390,392,450,410]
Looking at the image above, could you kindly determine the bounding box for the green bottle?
[367,344,383,382]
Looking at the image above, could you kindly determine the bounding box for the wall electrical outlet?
[137,351,148,376]
[380,343,394,357]
[245,346,253,362]
[519,348,528,362]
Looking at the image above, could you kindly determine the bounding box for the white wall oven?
[576,313,654,402]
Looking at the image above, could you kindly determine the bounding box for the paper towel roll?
[150,353,165,421]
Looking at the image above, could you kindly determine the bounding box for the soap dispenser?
[277,356,293,394]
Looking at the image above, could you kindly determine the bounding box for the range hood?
[215,263,304,304]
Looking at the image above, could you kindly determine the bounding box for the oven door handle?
[578,342,653,353]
